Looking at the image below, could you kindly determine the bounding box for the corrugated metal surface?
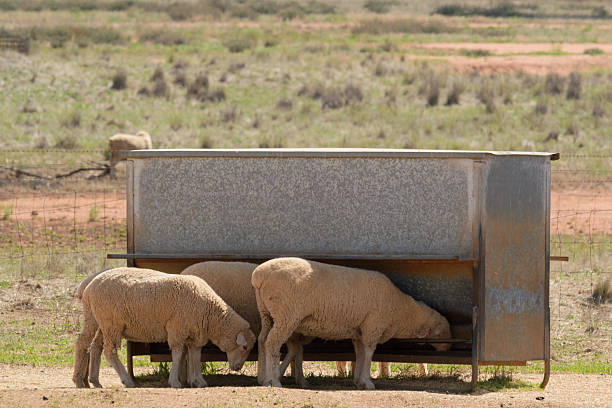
[131,156,475,257]
[481,156,548,361]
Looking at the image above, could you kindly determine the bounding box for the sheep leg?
[263,322,299,387]
[336,361,348,377]
[291,343,308,388]
[88,329,104,388]
[168,346,185,388]
[279,343,296,377]
[355,344,376,390]
[351,339,364,386]
[102,332,136,388]
[256,291,273,386]
[178,345,189,387]
[72,303,97,388]
[187,345,207,388]
[378,362,390,378]
[418,363,428,376]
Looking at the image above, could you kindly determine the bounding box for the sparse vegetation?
[591,278,611,305]
[567,72,582,100]
[111,69,127,90]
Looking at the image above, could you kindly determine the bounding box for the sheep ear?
[236,332,247,347]
[417,328,429,338]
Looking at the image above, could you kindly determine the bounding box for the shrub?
[306,0,336,14]
[535,100,547,115]
[187,72,209,100]
[592,6,608,18]
[139,30,186,46]
[433,4,464,16]
[229,3,256,19]
[566,72,582,100]
[461,48,491,57]
[344,84,363,104]
[591,278,611,305]
[166,1,218,21]
[363,0,395,14]
[150,66,165,82]
[223,33,257,53]
[152,77,169,98]
[477,83,496,113]
[84,27,125,44]
[174,70,188,87]
[54,134,79,149]
[419,73,439,107]
[321,87,344,109]
[276,97,293,110]
[200,136,214,149]
[433,2,521,18]
[445,81,464,105]
[45,27,70,48]
[374,61,388,77]
[352,18,456,35]
[221,105,237,123]
[111,69,127,90]
[592,99,606,118]
[249,0,280,15]
[61,111,81,128]
[545,73,564,95]
[206,87,226,102]
[584,48,604,56]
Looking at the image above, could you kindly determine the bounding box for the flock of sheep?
[72,258,451,390]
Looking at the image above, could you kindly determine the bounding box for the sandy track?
[0,365,609,408]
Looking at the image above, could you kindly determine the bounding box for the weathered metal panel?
[131,155,475,258]
[481,156,548,361]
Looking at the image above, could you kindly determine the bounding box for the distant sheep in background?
[108,131,152,177]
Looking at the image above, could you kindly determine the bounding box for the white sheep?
[108,131,152,177]
[72,267,256,389]
[180,261,312,388]
[252,258,451,390]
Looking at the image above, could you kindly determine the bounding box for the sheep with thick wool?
[252,258,451,390]
[73,267,256,389]
[108,131,152,177]
[180,261,312,387]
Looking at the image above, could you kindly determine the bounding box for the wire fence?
[0,152,610,370]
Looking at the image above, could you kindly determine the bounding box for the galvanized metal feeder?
[109,148,559,390]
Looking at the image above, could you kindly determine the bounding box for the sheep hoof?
[264,379,282,387]
[72,378,89,388]
[190,378,208,388]
[357,381,375,390]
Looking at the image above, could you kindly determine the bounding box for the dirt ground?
[0,364,610,408]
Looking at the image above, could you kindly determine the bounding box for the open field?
[0,0,611,406]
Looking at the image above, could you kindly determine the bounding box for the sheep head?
[418,312,452,352]
[225,328,256,371]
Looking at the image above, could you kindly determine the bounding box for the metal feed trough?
[109,148,559,390]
